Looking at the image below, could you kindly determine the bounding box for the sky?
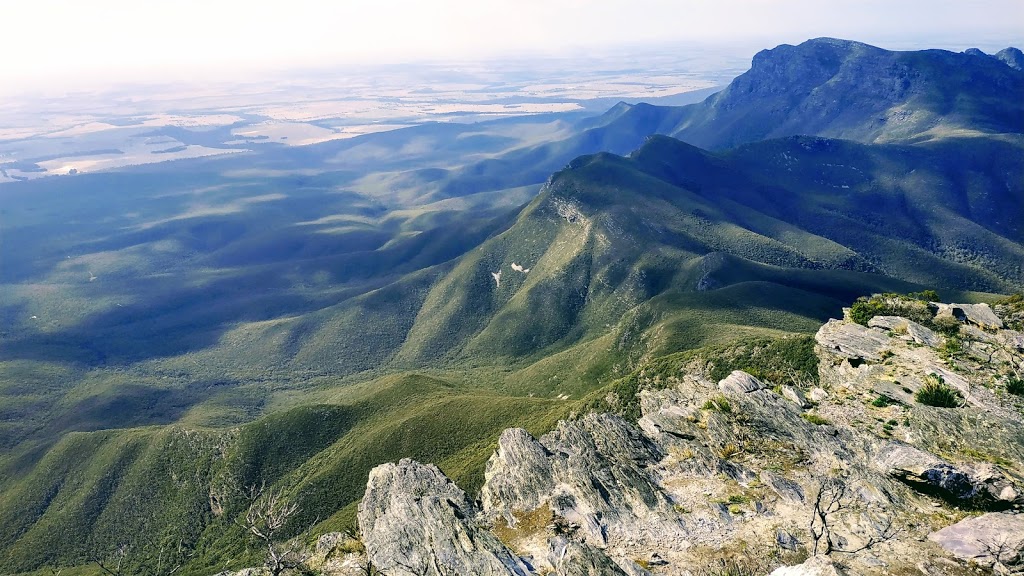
[2,0,1022,94]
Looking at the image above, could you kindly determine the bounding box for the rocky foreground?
[280,302,1024,575]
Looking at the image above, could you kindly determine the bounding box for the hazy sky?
[4,0,1022,92]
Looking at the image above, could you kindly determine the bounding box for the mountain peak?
[996,46,1024,70]
[750,37,883,68]
[670,38,1024,149]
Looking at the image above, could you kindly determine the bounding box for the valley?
[0,38,1021,575]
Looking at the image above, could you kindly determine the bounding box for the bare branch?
[808,477,900,556]
[235,484,312,576]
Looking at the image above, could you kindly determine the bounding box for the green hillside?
[0,38,1021,574]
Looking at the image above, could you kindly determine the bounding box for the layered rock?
[934,302,1003,330]
[815,319,891,363]
[867,316,942,347]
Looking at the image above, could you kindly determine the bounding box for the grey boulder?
[718,370,764,394]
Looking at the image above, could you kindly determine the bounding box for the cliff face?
[352,302,1023,575]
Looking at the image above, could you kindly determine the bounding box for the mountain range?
[0,38,1021,575]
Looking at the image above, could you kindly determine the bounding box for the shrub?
[704,335,819,387]
[1007,376,1024,397]
[915,375,961,407]
[938,337,963,360]
[849,292,936,326]
[931,314,961,336]
[850,297,885,326]
[996,293,1023,305]
[909,290,940,302]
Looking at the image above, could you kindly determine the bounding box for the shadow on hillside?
[0,270,321,365]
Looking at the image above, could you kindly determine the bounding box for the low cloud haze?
[3,0,1022,94]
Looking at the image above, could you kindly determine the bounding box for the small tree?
[236,483,312,576]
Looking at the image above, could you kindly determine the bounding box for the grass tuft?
[702,396,733,413]
[915,374,961,408]
[801,413,829,426]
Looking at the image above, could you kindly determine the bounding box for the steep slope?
[393,132,1023,368]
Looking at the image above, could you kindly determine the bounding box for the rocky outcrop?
[868,316,942,347]
[358,459,532,576]
[928,512,1024,569]
[482,428,557,515]
[935,302,1004,330]
[874,442,1022,507]
[481,413,686,568]
[815,319,891,362]
[354,303,1024,575]
[547,537,635,576]
[781,385,811,408]
[718,370,764,394]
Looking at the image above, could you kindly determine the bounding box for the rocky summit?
[345,301,1024,575]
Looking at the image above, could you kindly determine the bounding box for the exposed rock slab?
[781,385,811,408]
[815,319,891,362]
[485,413,684,550]
[936,303,1004,330]
[770,556,847,576]
[928,512,1024,568]
[873,443,976,500]
[869,315,942,347]
[1003,330,1024,351]
[637,387,703,442]
[547,537,633,576]
[873,442,1022,507]
[482,428,557,516]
